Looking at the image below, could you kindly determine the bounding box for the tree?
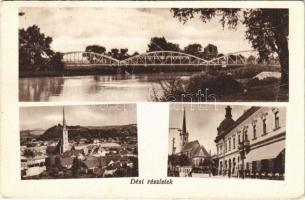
[178,154,190,166]
[171,8,289,85]
[203,44,218,60]
[72,158,81,178]
[19,25,54,71]
[85,45,106,54]
[119,48,129,60]
[50,52,64,71]
[184,43,202,56]
[19,24,64,71]
[131,51,140,57]
[108,48,120,59]
[147,37,181,52]
[168,154,180,166]
[247,55,256,64]
[23,149,35,157]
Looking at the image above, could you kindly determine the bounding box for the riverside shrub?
[186,73,243,96]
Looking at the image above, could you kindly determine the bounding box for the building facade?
[21,156,47,178]
[215,106,286,179]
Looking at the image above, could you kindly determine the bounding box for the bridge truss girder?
[62,50,280,68]
[63,51,120,67]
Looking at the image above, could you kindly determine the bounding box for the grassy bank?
[152,65,287,102]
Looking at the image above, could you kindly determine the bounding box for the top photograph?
[19,7,289,102]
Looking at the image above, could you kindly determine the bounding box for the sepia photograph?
[18,7,288,102]
[0,1,304,198]
[19,104,138,179]
[168,104,286,180]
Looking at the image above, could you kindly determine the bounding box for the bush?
[153,72,243,102]
[186,73,243,96]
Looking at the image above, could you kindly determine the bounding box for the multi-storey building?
[215,106,286,179]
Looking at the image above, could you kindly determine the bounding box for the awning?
[244,140,285,163]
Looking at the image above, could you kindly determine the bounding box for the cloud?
[20,104,137,130]
[19,7,252,54]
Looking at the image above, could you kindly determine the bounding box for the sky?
[19,7,252,54]
[168,104,250,155]
[19,104,137,130]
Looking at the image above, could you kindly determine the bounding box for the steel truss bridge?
[62,50,279,68]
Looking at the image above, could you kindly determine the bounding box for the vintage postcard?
[0,1,304,199]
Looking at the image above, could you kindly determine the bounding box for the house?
[21,156,47,178]
[80,156,106,174]
[58,156,74,169]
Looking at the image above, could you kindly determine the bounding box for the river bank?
[19,69,118,78]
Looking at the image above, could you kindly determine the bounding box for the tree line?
[84,37,220,61]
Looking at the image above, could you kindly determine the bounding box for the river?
[19,73,192,102]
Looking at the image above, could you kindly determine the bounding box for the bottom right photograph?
[168,104,286,180]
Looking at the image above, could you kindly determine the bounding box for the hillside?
[20,129,45,138]
[38,124,137,141]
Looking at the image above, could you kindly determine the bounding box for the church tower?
[180,107,188,149]
[60,107,69,154]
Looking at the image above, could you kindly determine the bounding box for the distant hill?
[38,124,137,141]
[20,129,45,138]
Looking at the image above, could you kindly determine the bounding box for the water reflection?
[19,73,190,102]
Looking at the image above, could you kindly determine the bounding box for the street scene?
[168,104,286,180]
[19,8,288,102]
[20,104,138,179]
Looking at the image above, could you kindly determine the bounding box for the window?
[261,113,268,135]
[229,138,231,151]
[233,136,236,149]
[274,111,280,129]
[263,119,267,135]
[245,131,248,142]
[243,126,248,142]
[252,125,257,140]
[225,141,227,153]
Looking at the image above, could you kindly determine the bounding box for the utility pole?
[172,138,176,155]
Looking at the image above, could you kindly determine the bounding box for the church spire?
[182,107,186,133]
[180,107,188,149]
[63,107,66,127]
[60,107,69,154]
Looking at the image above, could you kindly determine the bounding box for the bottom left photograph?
[19,104,138,179]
